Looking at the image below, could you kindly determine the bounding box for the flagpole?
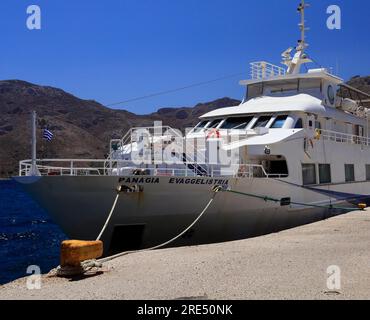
[30,110,39,176]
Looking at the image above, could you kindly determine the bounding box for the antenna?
[297,0,310,52]
[282,1,312,74]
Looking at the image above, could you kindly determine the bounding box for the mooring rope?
[96,193,120,241]
[222,189,364,211]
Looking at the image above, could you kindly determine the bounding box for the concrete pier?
[1,209,370,300]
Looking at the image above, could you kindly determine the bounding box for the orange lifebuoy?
[206,128,221,140]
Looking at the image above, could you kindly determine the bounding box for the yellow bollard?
[358,203,367,210]
[61,240,103,267]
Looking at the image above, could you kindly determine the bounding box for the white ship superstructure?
[15,1,370,254]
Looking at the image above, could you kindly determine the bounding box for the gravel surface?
[1,210,370,300]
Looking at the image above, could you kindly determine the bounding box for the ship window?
[319,164,331,184]
[207,119,222,129]
[302,164,316,185]
[295,118,303,129]
[270,115,288,128]
[300,78,322,91]
[345,164,355,182]
[193,121,208,133]
[366,165,370,181]
[327,85,335,104]
[269,79,299,93]
[253,116,271,129]
[221,116,254,130]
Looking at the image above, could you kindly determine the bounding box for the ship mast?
[282,0,312,74]
[298,0,308,53]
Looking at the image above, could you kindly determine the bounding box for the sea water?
[0,180,66,285]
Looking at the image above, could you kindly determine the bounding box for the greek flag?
[43,128,53,141]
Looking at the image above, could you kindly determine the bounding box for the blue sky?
[1,0,370,114]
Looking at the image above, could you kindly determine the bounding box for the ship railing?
[106,126,208,174]
[250,61,286,80]
[105,126,185,170]
[18,159,287,179]
[109,126,183,155]
[319,129,369,146]
[19,159,103,177]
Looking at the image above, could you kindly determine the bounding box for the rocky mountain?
[347,76,370,94]
[0,80,240,177]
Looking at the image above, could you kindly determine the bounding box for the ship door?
[354,125,364,144]
[306,115,315,138]
[109,224,146,254]
[357,125,364,137]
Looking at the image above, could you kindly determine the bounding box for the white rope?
[96,193,120,241]
[98,192,218,263]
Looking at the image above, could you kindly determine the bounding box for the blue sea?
[0,180,66,285]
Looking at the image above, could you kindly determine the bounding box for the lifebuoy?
[206,128,221,140]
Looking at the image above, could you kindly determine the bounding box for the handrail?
[18,158,286,179]
[250,61,286,80]
[105,126,186,172]
[106,126,210,175]
[319,129,369,146]
[110,126,183,152]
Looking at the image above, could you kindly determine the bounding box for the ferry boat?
[15,1,370,254]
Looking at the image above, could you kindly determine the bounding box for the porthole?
[327,85,335,105]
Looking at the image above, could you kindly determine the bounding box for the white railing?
[18,159,287,179]
[107,126,209,174]
[320,129,370,146]
[109,126,183,155]
[250,61,286,80]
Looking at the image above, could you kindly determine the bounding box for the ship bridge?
[199,94,365,126]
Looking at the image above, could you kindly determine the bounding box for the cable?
[105,72,245,107]
[96,193,120,241]
[223,189,364,211]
